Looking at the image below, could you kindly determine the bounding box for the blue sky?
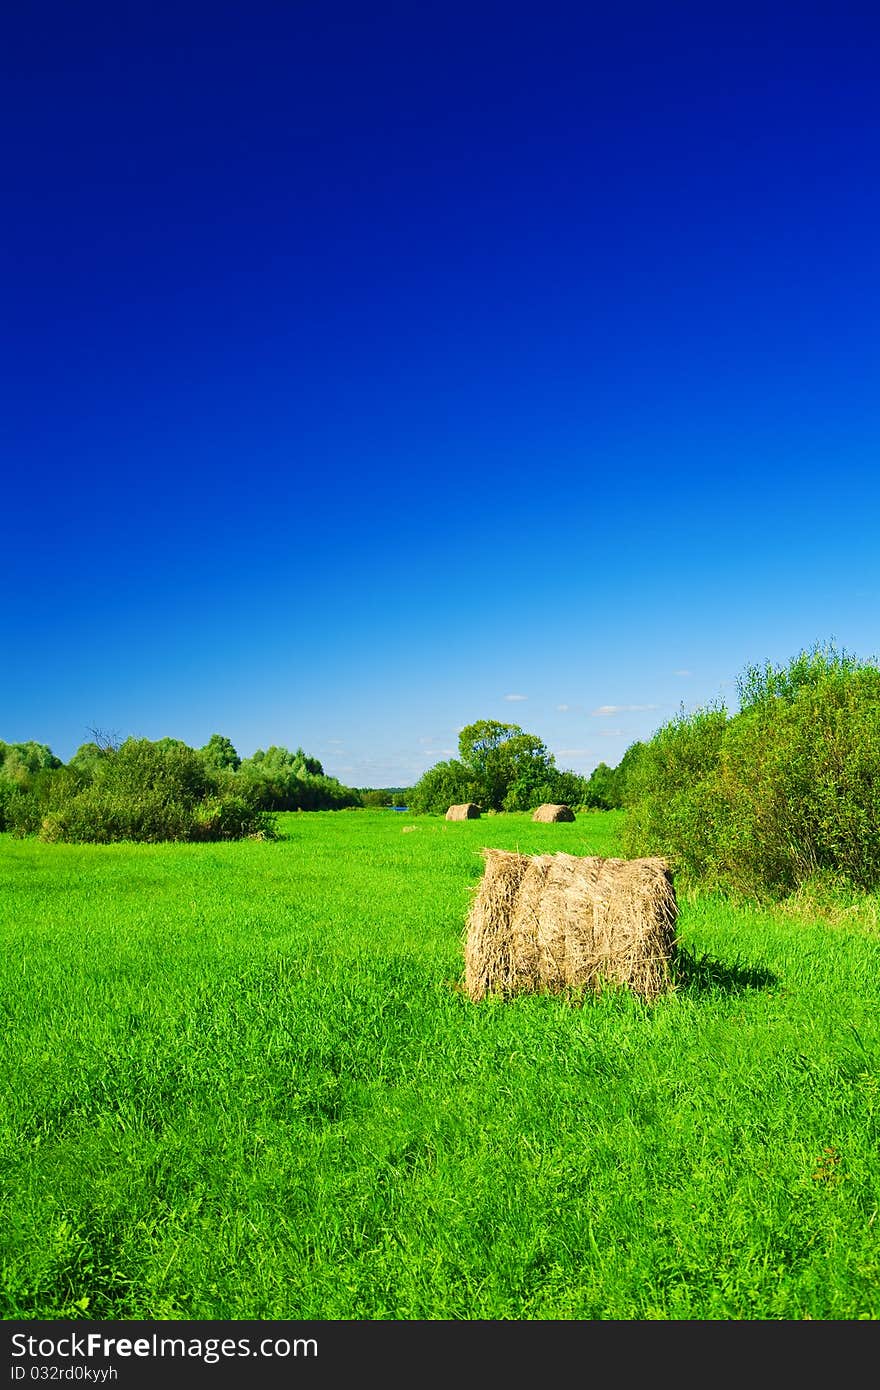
[3,2,879,787]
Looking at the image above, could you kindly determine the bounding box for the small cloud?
[599,729,625,737]
[557,703,570,712]
[504,693,527,701]
[591,703,659,716]
[554,748,590,757]
[326,739,344,745]
[673,669,692,677]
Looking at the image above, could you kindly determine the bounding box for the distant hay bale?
[464,849,678,1003]
[446,803,482,820]
[532,803,576,822]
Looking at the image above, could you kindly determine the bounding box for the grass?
[1,808,878,1320]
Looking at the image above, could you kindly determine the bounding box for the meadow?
[1,809,878,1320]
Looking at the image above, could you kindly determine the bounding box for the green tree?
[545,767,592,810]
[0,741,62,784]
[583,762,617,810]
[238,745,359,811]
[407,760,482,815]
[11,737,274,843]
[200,734,241,772]
[622,704,728,883]
[360,787,411,808]
[623,643,880,897]
[457,720,556,811]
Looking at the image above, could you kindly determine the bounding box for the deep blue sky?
[3,2,879,786]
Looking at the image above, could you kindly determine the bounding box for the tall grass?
[1,810,878,1320]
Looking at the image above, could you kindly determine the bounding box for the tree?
[0,741,62,783]
[360,787,411,808]
[237,745,359,811]
[457,720,556,811]
[549,767,592,810]
[67,742,107,777]
[200,734,241,772]
[13,737,274,843]
[407,759,482,815]
[583,761,617,809]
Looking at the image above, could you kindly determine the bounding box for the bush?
[714,659,880,895]
[623,645,880,898]
[237,747,361,811]
[4,739,275,844]
[622,705,729,885]
[407,760,483,815]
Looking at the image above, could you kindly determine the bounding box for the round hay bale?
[464,849,678,1002]
[446,803,482,820]
[532,803,576,822]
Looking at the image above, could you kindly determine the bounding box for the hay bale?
[532,803,576,822]
[446,803,482,820]
[464,849,677,1003]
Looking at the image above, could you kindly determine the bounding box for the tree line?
[406,719,637,814]
[0,721,635,844]
[0,734,362,843]
[9,641,868,896]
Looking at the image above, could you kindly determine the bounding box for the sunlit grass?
[1,810,878,1319]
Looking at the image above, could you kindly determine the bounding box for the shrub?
[236,746,361,811]
[624,645,880,898]
[5,739,275,844]
[408,760,483,815]
[622,705,729,885]
[715,659,880,895]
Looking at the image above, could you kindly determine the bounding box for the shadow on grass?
[672,945,778,995]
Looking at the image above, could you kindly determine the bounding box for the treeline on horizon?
[2,644,877,903]
[0,735,367,845]
[0,728,623,842]
[0,721,626,846]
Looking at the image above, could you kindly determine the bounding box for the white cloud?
[556,703,570,712]
[591,703,659,716]
[554,748,590,757]
[673,669,692,677]
[599,729,625,737]
[504,693,527,701]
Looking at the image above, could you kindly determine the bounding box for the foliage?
[457,720,556,811]
[5,738,274,844]
[410,719,608,814]
[735,639,862,710]
[624,644,880,896]
[715,656,880,895]
[199,733,241,772]
[1,731,362,837]
[544,768,593,811]
[406,759,482,815]
[237,745,360,812]
[0,741,64,831]
[359,787,411,808]
[622,705,729,884]
[581,761,618,810]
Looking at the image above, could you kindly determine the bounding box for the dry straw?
[464,848,678,1003]
[446,803,482,820]
[531,803,576,822]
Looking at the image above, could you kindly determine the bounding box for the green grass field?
[2,809,878,1320]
